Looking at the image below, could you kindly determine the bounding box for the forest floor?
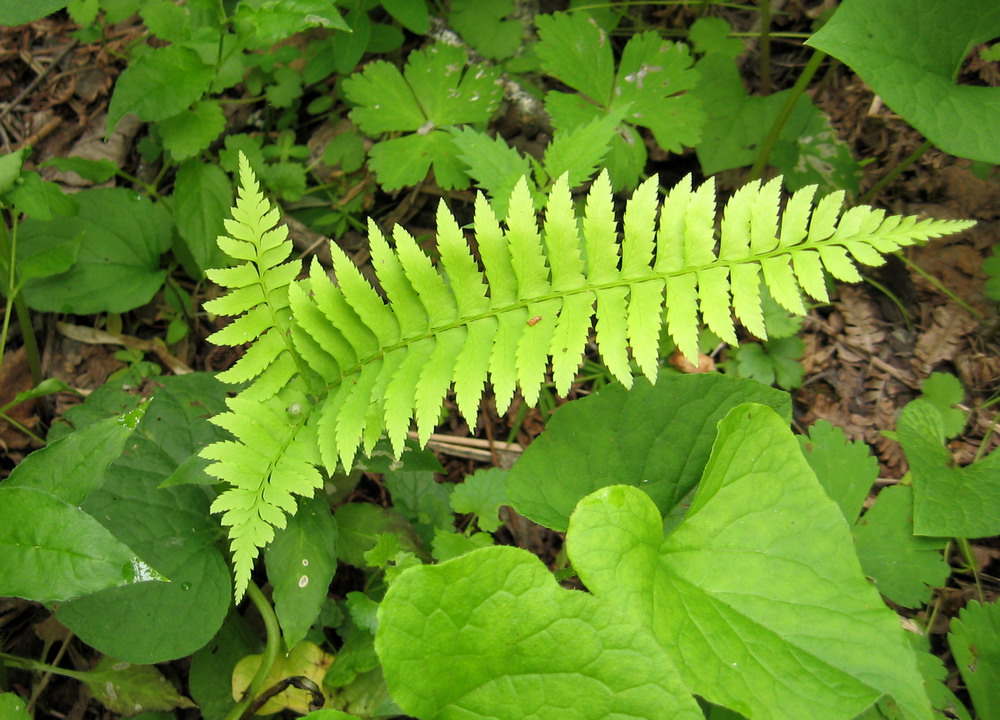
[1,4,999,719]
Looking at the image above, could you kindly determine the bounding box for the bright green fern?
[203,152,973,599]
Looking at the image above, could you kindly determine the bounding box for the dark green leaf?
[57,375,232,663]
[449,0,522,60]
[107,45,213,132]
[0,487,162,603]
[159,100,225,160]
[233,0,348,49]
[334,503,424,568]
[265,494,338,648]
[898,400,1000,538]
[367,132,470,191]
[43,156,119,183]
[808,0,1000,163]
[4,410,144,504]
[322,131,366,173]
[0,0,66,25]
[382,0,428,35]
[9,172,77,220]
[506,374,790,531]
[384,469,454,546]
[19,188,171,313]
[172,159,231,276]
[189,613,262,720]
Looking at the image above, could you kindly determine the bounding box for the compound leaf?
[344,43,502,189]
[205,163,973,600]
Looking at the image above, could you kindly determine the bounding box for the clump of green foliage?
[1,1,999,719]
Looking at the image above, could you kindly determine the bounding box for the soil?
[1,3,998,719]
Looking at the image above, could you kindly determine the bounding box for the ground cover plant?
[0,1,999,719]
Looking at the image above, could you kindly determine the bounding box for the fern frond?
[201,153,325,600]
[203,161,974,599]
[286,171,972,470]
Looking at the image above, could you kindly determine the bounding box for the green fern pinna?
[202,153,973,599]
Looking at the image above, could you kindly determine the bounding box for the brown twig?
[0,40,78,124]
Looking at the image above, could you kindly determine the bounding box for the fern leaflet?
[203,157,973,599]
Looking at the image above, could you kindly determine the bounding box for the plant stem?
[0,652,88,682]
[894,252,984,320]
[0,411,45,444]
[13,293,41,385]
[748,48,826,181]
[224,582,283,720]
[0,215,41,384]
[956,537,985,603]
[858,139,932,205]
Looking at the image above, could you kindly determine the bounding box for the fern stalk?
[203,154,974,599]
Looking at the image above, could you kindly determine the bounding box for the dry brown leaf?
[0,347,42,455]
[836,286,885,359]
[912,304,978,376]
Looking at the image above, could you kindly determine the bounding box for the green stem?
[224,582,283,720]
[758,0,772,95]
[748,48,827,181]
[114,168,158,198]
[13,293,41,385]
[0,410,45,444]
[861,274,912,332]
[956,537,985,603]
[0,652,88,682]
[858,139,932,205]
[0,215,41,384]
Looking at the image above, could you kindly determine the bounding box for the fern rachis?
[203,154,974,599]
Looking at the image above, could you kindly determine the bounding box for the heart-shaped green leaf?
[380,403,932,720]
[507,374,789,532]
[568,406,930,720]
[376,544,702,719]
[808,0,1000,163]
